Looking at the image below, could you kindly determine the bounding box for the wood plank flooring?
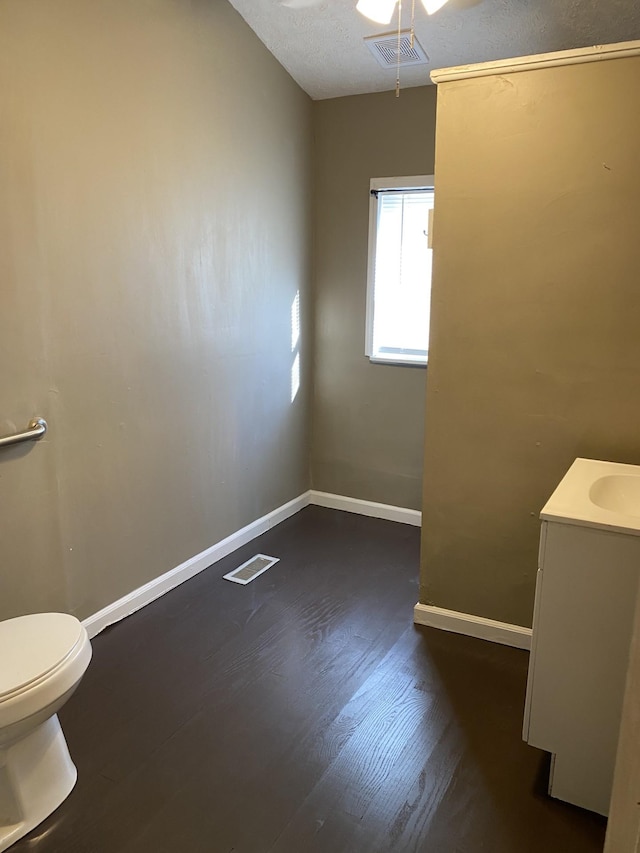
[14,506,606,852]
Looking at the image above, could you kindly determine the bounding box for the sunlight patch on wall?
[291,353,300,402]
[291,291,301,402]
[291,290,300,351]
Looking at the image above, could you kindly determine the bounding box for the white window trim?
[365,174,435,367]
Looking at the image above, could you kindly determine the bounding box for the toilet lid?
[0,613,84,700]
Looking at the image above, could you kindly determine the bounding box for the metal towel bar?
[0,418,48,449]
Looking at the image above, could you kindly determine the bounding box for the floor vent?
[223,554,280,585]
[365,30,429,68]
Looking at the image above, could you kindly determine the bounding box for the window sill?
[367,356,428,368]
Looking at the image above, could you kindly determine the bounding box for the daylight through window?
[365,176,434,366]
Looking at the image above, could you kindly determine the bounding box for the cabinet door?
[526,522,640,814]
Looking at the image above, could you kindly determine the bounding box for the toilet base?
[0,715,77,852]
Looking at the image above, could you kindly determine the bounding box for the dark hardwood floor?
[16,506,606,852]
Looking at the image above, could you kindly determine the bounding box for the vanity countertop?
[541,458,640,537]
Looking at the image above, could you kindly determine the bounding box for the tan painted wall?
[420,56,640,627]
[311,87,436,510]
[0,0,312,621]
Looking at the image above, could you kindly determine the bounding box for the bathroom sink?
[590,475,640,517]
[541,458,640,535]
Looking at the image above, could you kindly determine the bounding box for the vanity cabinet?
[523,466,640,815]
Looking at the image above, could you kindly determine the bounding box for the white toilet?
[0,613,92,851]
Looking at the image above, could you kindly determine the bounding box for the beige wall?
[312,87,436,510]
[0,0,313,621]
[421,56,640,627]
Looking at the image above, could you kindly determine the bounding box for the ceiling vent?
[364,30,429,68]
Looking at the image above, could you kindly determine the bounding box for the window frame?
[365,174,435,367]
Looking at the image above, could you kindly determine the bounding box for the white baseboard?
[414,603,532,650]
[82,489,422,640]
[82,492,311,639]
[309,490,421,527]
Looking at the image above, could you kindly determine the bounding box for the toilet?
[0,613,92,851]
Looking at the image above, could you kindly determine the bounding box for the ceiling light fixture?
[356,0,449,22]
[421,0,448,12]
[355,0,398,25]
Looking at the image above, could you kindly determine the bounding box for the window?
[365,175,434,366]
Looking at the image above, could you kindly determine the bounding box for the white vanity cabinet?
[523,459,640,816]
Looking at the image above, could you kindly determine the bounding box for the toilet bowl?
[0,613,92,852]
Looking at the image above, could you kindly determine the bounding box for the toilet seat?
[0,613,84,701]
[0,613,91,730]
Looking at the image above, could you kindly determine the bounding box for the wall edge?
[431,39,640,84]
[82,491,312,639]
[83,490,422,639]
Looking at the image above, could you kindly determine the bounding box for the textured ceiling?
[227,0,640,100]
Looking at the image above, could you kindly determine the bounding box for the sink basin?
[541,458,640,535]
[590,475,640,517]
